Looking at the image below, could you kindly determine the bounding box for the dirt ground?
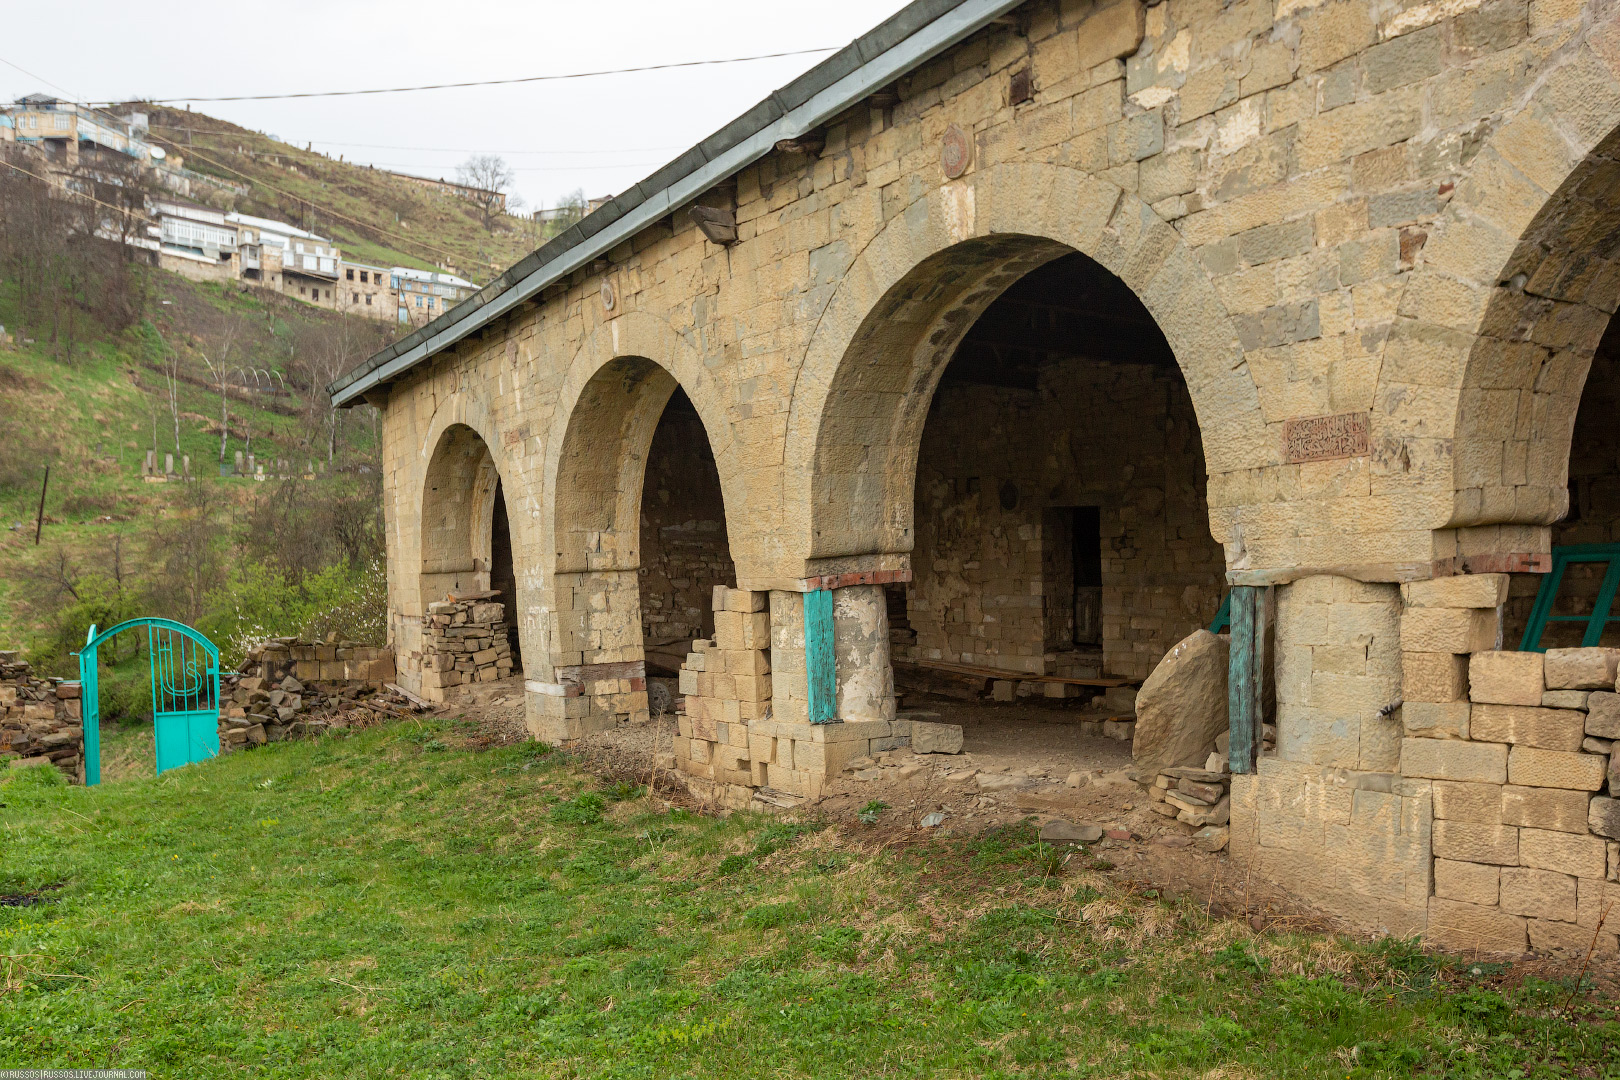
[430,678,1312,925]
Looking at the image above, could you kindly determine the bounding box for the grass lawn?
[1,715,1616,1079]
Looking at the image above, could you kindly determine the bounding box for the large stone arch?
[1369,16,1620,540]
[783,159,1268,572]
[529,310,739,738]
[538,310,738,586]
[412,394,518,617]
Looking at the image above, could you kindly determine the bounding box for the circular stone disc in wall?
[600,278,617,311]
[941,124,972,179]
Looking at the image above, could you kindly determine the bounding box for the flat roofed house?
[338,260,393,321]
[152,198,238,283]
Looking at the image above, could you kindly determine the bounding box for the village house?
[391,266,477,326]
[328,0,1620,953]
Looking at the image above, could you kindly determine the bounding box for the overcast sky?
[1,0,912,214]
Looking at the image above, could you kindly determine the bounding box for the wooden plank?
[1228,585,1257,775]
[894,658,1135,688]
[805,589,837,724]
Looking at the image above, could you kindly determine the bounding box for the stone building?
[331,0,1620,952]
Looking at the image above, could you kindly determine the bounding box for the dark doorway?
[489,479,521,671]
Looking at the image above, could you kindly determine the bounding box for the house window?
[365,295,372,305]
[415,296,423,308]
[53,114,69,131]
[345,268,354,280]
[427,297,434,310]
[352,292,359,303]
[359,271,368,284]
[299,286,306,296]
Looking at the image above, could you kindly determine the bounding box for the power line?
[149,125,683,155]
[89,48,841,104]
[0,54,81,102]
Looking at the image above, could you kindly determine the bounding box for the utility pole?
[33,465,49,545]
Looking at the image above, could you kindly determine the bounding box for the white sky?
[1,0,913,214]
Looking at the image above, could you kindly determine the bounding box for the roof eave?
[329,0,1020,407]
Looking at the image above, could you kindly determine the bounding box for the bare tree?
[455,155,514,231]
[290,318,365,464]
[201,318,243,463]
[0,153,141,360]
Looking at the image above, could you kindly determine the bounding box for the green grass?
[1,717,1616,1078]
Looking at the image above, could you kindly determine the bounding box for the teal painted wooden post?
[1228,585,1258,775]
[1208,591,1231,634]
[804,588,837,724]
[79,624,101,787]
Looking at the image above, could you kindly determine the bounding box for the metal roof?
[329,0,1022,407]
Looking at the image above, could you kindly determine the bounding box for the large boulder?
[1131,629,1230,778]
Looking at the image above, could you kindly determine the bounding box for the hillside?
[0,264,395,669]
[137,104,544,280]
[0,104,567,670]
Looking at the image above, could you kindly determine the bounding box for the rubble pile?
[0,652,83,781]
[218,662,423,752]
[420,595,513,697]
[1148,764,1231,832]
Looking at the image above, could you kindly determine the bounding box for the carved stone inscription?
[1284,412,1370,463]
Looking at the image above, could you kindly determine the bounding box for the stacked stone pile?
[221,634,412,750]
[420,596,513,697]
[1402,640,1620,955]
[0,652,83,782]
[1148,765,1231,829]
[218,669,423,751]
[677,587,774,788]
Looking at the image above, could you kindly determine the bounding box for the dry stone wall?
[0,653,83,782]
[1409,642,1620,956]
[420,597,513,701]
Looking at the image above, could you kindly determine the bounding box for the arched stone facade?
[352,0,1620,951]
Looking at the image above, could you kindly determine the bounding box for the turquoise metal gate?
[78,618,221,786]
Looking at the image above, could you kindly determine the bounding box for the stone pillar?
[832,584,896,723]
[1274,575,1402,771]
[528,569,647,743]
[1230,574,1432,938]
[769,590,809,724]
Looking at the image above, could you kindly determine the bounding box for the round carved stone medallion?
[940,123,972,179]
[600,278,616,311]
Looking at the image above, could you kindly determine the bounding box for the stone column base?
[673,717,916,810]
[1230,759,1433,938]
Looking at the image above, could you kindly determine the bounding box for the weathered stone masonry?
[335,0,1620,950]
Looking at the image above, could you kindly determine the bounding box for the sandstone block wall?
[363,0,1620,950]
[638,390,736,646]
[246,638,396,688]
[907,356,1224,682]
[1406,644,1620,956]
